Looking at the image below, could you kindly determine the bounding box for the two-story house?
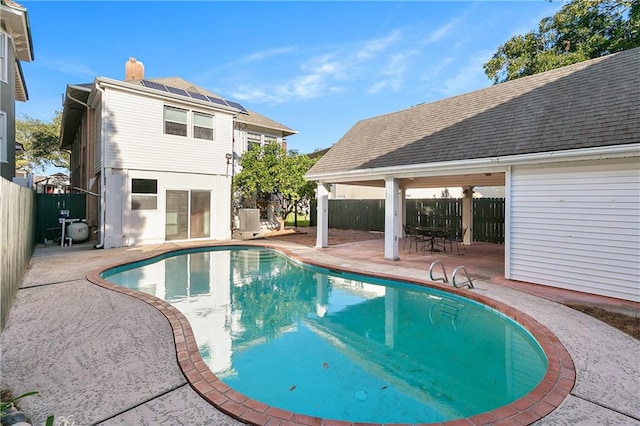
[0,0,33,182]
[60,58,295,249]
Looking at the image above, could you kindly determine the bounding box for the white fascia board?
[87,78,102,109]
[95,77,240,115]
[305,143,640,183]
[1,4,32,61]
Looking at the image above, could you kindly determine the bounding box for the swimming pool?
[102,246,549,424]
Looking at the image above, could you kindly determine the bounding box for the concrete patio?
[1,233,638,425]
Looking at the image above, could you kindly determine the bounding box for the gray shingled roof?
[308,48,640,176]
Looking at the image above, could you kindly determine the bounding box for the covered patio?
[306,48,640,303]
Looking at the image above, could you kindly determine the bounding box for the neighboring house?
[307,48,640,302]
[0,0,33,182]
[60,58,295,249]
[34,172,69,194]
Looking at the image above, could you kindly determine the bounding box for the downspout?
[94,83,106,249]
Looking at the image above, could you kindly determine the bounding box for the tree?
[484,0,640,83]
[15,111,68,174]
[234,141,318,231]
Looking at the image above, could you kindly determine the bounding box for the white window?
[164,106,187,137]
[131,178,158,210]
[247,132,262,151]
[193,112,214,140]
[0,33,6,82]
[0,112,6,163]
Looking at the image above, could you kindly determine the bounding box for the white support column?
[398,187,406,238]
[504,166,512,279]
[384,178,400,260]
[462,186,474,245]
[315,183,329,248]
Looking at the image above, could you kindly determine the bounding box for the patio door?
[166,190,211,241]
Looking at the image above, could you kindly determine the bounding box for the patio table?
[415,226,449,253]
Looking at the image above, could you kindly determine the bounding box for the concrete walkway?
[1,239,638,425]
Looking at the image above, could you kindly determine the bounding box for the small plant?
[0,390,38,412]
[1,389,56,426]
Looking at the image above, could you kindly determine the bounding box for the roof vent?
[125,57,144,81]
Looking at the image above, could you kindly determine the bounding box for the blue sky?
[19,1,562,158]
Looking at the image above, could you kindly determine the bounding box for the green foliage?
[0,390,38,412]
[234,141,318,225]
[16,111,68,173]
[484,0,639,83]
[285,213,310,227]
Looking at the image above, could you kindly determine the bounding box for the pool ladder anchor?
[429,260,449,283]
[429,261,475,289]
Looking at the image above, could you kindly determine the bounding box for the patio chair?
[403,225,426,253]
[445,226,468,255]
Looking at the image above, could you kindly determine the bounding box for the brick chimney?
[125,57,144,81]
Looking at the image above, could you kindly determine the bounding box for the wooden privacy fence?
[311,198,505,243]
[327,199,386,231]
[474,198,505,243]
[1,179,36,331]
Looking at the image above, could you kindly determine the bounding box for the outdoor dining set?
[402,225,468,255]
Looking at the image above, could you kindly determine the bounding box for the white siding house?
[307,48,640,302]
[60,59,296,249]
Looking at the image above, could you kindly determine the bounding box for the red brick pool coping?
[86,241,575,426]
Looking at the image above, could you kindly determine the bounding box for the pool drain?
[354,390,367,401]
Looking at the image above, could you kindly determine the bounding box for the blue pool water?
[103,246,547,424]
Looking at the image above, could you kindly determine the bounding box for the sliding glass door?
[166,190,211,241]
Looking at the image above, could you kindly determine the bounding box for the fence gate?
[35,193,86,243]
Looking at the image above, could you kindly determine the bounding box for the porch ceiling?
[334,171,506,189]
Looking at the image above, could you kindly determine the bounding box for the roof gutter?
[305,143,640,183]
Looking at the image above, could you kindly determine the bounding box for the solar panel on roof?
[166,86,189,96]
[206,95,228,106]
[139,80,248,114]
[188,92,209,101]
[226,101,249,114]
[141,80,168,91]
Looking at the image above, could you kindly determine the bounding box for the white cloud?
[242,46,298,63]
[233,29,405,104]
[368,52,412,94]
[356,30,402,61]
[302,53,348,79]
[436,50,493,97]
[421,56,455,82]
[232,73,329,104]
[423,15,462,44]
[367,80,389,95]
[39,57,97,80]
